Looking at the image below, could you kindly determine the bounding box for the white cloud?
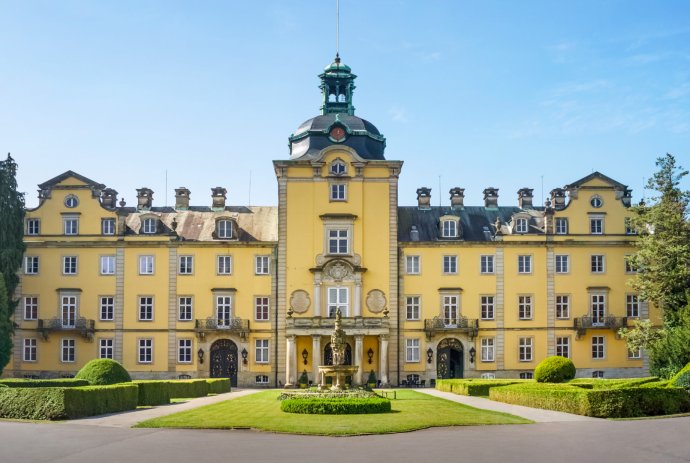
[388,106,408,123]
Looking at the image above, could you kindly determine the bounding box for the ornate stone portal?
[318,309,359,390]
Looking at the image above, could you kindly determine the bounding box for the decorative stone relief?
[322,260,354,282]
[366,290,387,314]
[290,290,310,314]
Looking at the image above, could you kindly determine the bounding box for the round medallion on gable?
[329,126,346,142]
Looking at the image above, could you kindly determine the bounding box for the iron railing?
[195,317,249,340]
[574,316,627,339]
[37,317,95,341]
[424,316,479,341]
[285,317,390,330]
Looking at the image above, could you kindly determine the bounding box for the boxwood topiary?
[75,359,131,385]
[534,356,576,383]
[280,397,391,414]
[670,362,690,389]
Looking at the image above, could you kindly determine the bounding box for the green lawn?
[135,389,531,436]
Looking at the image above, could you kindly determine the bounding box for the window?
[591,255,605,273]
[442,255,457,274]
[63,256,77,275]
[442,295,459,326]
[255,297,269,321]
[556,295,570,319]
[519,337,533,361]
[590,196,603,208]
[100,256,115,275]
[328,229,349,254]
[24,256,39,274]
[626,294,640,318]
[555,255,569,274]
[480,296,495,320]
[99,339,113,359]
[590,217,603,234]
[591,294,606,325]
[520,372,534,380]
[518,295,533,320]
[480,373,496,379]
[556,336,570,358]
[481,338,495,362]
[138,339,153,363]
[61,295,77,328]
[216,219,233,239]
[592,370,604,378]
[255,256,270,275]
[179,255,194,275]
[555,218,568,235]
[23,297,38,320]
[625,256,637,274]
[592,336,605,359]
[406,296,420,320]
[515,218,528,233]
[406,255,420,274]
[330,184,346,201]
[405,339,420,362]
[518,255,532,274]
[99,296,114,321]
[480,255,494,274]
[178,339,192,363]
[101,218,116,235]
[255,339,269,363]
[26,218,40,235]
[64,195,78,208]
[139,255,154,275]
[61,339,75,362]
[217,255,232,275]
[624,218,636,235]
[330,161,346,175]
[63,217,79,235]
[138,296,154,321]
[216,296,233,326]
[23,338,37,362]
[327,287,348,317]
[442,220,457,238]
[142,218,157,234]
[178,297,193,321]
[628,348,641,359]
[255,375,269,385]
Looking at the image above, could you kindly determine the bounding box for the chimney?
[517,188,534,209]
[211,187,227,210]
[449,187,465,208]
[621,188,633,208]
[550,188,566,210]
[416,187,431,210]
[483,187,499,208]
[175,187,191,210]
[101,188,118,208]
[136,188,153,210]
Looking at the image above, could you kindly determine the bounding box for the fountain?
[318,309,359,390]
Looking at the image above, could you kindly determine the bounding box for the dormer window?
[329,159,347,176]
[216,219,234,239]
[515,218,528,234]
[440,217,460,238]
[142,218,157,234]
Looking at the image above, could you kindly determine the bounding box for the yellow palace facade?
[4,57,656,387]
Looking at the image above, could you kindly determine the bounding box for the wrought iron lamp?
[197,348,204,364]
[241,348,248,365]
[427,347,434,364]
[367,347,374,364]
[469,346,476,364]
[302,348,309,365]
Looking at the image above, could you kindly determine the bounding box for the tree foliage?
[0,154,26,374]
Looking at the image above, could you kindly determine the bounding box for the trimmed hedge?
[75,359,131,385]
[436,379,523,396]
[167,379,209,398]
[0,378,90,388]
[534,356,575,383]
[134,381,171,406]
[206,378,231,394]
[0,384,139,420]
[489,383,690,418]
[280,397,391,414]
[569,377,659,389]
[670,362,690,389]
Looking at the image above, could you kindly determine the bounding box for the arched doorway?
[324,342,352,365]
[210,339,238,387]
[437,338,464,379]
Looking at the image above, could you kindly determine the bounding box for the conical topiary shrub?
[75,358,132,385]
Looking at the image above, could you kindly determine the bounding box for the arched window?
[329,160,347,176]
[216,219,233,239]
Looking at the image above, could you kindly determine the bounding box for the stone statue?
[331,308,346,366]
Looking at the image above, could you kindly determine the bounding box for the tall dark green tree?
[0,154,26,374]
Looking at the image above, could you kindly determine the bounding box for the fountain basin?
[318,365,359,390]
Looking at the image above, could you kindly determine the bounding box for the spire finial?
[336,0,340,58]
[335,53,340,64]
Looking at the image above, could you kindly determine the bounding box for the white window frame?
[590,217,604,235]
[625,255,637,274]
[138,338,153,363]
[99,339,114,359]
[590,294,606,326]
[216,219,233,239]
[327,228,350,255]
[255,339,269,363]
[139,255,155,275]
[23,338,37,362]
[330,183,347,201]
[178,339,193,363]
[480,255,494,274]
[142,218,157,234]
[216,295,233,327]
[60,295,78,328]
[591,255,605,273]
[62,256,78,275]
[556,295,570,319]
[405,296,420,320]
[628,347,642,359]
[442,295,459,326]
[255,296,270,321]
[24,256,39,275]
[555,254,569,274]
[405,339,420,362]
[556,336,570,358]
[329,160,347,176]
[101,218,116,235]
[255,375,269,385]
[26,218,40,235]
[518,295,533,320]
[481,337,495,362]
[518,255,532,274]
[61,338,75,363]
[178,296,193,321]
[592,336,605,359]
[138,296,154,321]
[217,255,233,275]
[406,255,420,274]
[179,255,194,275]
[255,255,270,275]
[441,220,458,238]
[519,337,533,362]
[99,296,114,321]
[100,255,116,275]
[626,294,640,318]
[480,295,495,320]
[327,287,349,317]
[63,217,79,235]
[555,217,568,235]
[23,296,38,320]
[515,218,528,234]
[442,255,457,274]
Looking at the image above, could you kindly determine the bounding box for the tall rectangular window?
[480,295,495,320]
[556,295,570,319]
[99,296,114,321]
[23,338,37,362]
[591,294,606,325]
[178,339,192,363]
[555,218,568,234]
[24,256,39,274]
[61,295,77,328]
[217,255,232,275]
[101,218,116,235]
[626,294,640,318]
[216,296,233,326]
[255,256,270,275]
[556,336,570,358]
[328,229,349,254]
[518,255,532,274]
[26,218,40,235]
[327,287,348,317]
[179,256,194,275]
[255,297,270,321]
[591,255,605,273]
[139,255,154,275]
[442,295,459,326]
[138,296,154,321]
[405,339,420,362]
[519,337,533,362]
[61,339,75,362]
[23,296,38,320]
[624,218,636,235]
[330,184,346,201]
[138,339,153,363]
[255,339,269,363]
[592,336,605,359]
[590,218,603,234]
[481,338,495,362]
[555,255,569,273]
[99,339,113,359]
[100,256,115,275]
[406,296,420,320]
[442,255,457,274]
[63,256,78,275]
[480,255,494,274]
[442,220,458,238]
[63,217,79,235]
[518,295,533,320]
[178,297,193,321]
[406,255,420,274]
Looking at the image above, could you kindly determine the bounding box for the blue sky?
[2,0,689,208]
